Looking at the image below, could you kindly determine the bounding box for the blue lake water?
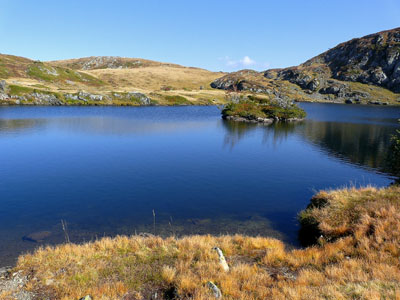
[0,103,399,266]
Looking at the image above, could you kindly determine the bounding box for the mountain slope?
[212,27,400,105]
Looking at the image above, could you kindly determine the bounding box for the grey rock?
[207,281,222,299]
[78,91,104,101]
[0,80,7,91]
[65,94,80,101]
[22,231,52,243]
[0,92,8,101]
[0,266,11,278]
[128,91,152,105]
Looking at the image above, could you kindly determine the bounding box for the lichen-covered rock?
[128,91,152,105]
[78,91,105,101]
[30,93,62,105]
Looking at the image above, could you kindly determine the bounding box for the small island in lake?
[221,95,306,123]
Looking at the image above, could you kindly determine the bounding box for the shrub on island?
[221,95,306,123]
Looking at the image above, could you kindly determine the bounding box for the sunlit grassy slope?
[0,54,227,106]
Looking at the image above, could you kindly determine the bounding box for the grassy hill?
[0,54,227,106]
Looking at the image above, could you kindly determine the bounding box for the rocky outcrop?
[128,91,152,105]
[211,70,272,94]
[80,56,141,70]
[77,91,108,101]
[112,91,153,105]
[31,93,63,105]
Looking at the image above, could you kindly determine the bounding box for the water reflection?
[299,120,396,175]
[221,117,399,177]
[0,119,46,134]
[222,120,298,149]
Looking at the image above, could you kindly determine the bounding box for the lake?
[0,103,399,266]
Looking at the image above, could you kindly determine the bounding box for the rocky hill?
[212,28,400,105]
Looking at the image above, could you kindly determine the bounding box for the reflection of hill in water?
[0,119,46,134]
[51,117,213,135]
[299,121,396,174]
[221,120,297,149]
[221,119,398,176]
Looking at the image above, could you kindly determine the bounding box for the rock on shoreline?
[223,115,304,124]
[0,267,34,300]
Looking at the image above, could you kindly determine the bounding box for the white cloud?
[240,56,255,66]
[219,55,268,71]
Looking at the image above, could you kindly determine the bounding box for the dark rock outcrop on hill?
[211,70,272,94]
[272,27,400,93]
[211,28,400,105]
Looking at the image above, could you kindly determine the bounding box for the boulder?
[22,231,52,243]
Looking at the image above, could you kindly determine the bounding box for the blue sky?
[0,0,399,71]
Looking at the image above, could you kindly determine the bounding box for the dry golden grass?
[85,66,223,91]
[5,185,400,300]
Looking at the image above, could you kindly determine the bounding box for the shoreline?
[1,185,399,299]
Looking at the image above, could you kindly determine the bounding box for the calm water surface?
[0,103,399,266]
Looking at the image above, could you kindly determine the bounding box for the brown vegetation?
[1,185,398,299]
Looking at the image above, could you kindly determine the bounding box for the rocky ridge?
[211,28,400,105]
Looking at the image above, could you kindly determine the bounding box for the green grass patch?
[31,84,50,89]
[164,95,191,105]
[9,84,34,95]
